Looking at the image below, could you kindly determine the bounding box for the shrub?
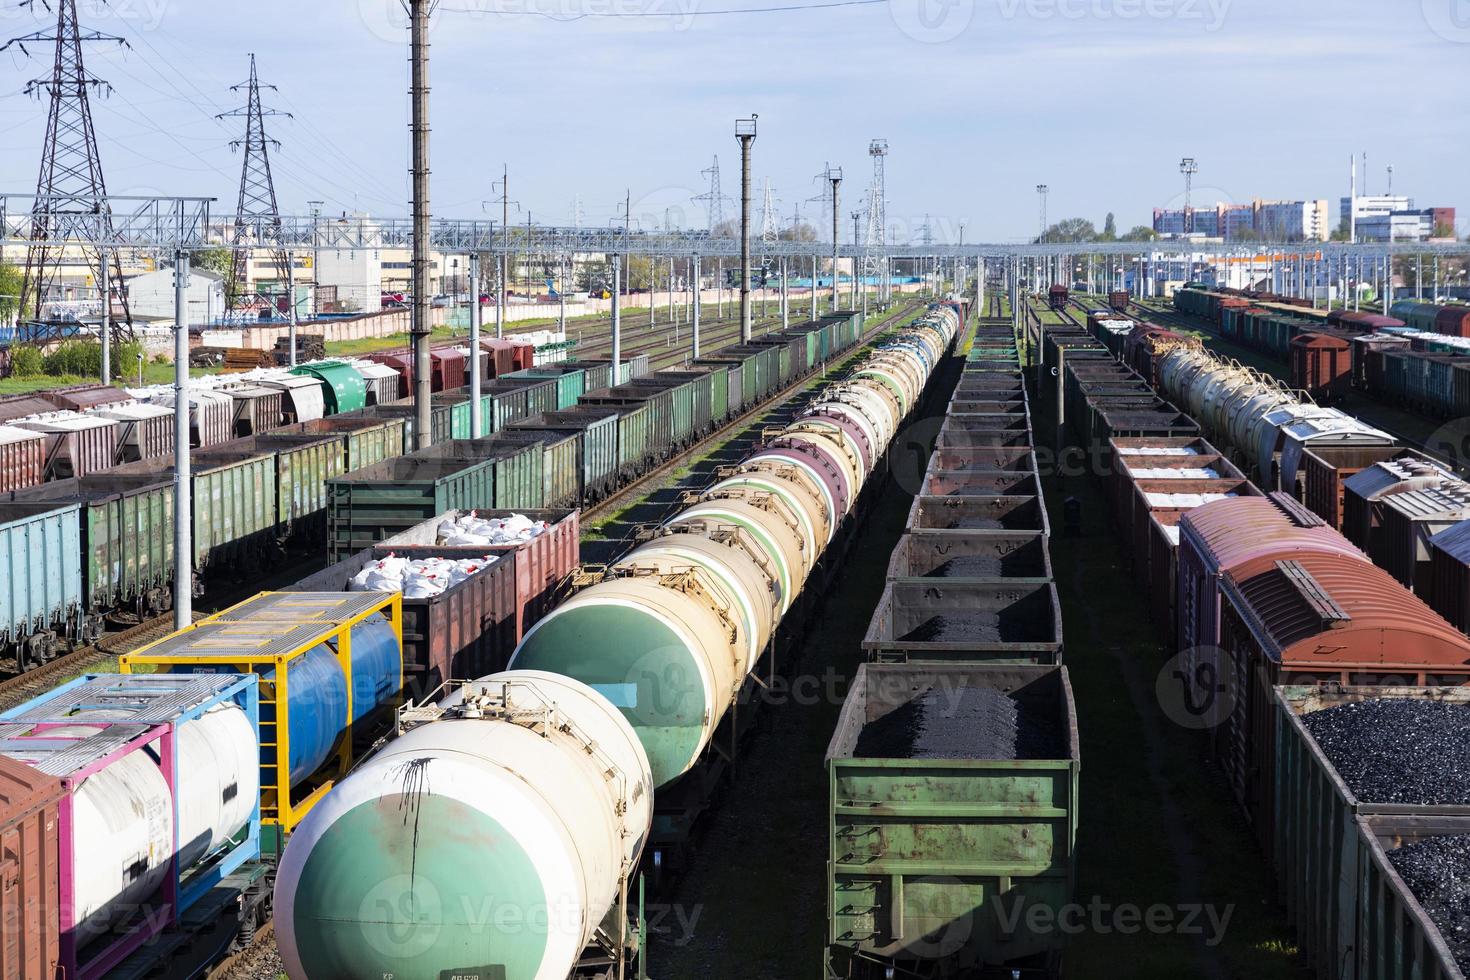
[9,345,44,377]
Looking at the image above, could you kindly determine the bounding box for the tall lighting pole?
[736,115,757,342]
[827,166,842,310]
[1036,184,1048,244]
[1179,157,1198,234]
[409,0,432,449]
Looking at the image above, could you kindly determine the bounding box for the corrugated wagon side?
[826,663,1079,980]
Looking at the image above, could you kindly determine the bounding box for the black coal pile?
[929,554,1004,578]
[1387,835,1470,973]
[853,686,1064,760]
[900,612,1002,643]
[1301,699,1470,805]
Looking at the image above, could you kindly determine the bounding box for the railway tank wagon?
[271,305,960,980]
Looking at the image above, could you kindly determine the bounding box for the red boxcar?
[430,347,467,391]
[0,753,64,980]
[1288,331,1352,401]
[368,351,415,397]
[1218,552,1470,845]
[509,340,536,371]
[1435,305,1470,338]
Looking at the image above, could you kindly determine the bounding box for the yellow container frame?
[120,591,404,834]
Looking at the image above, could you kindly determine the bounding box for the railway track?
[0,612,194,711]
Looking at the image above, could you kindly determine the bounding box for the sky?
[0,0,1466,243]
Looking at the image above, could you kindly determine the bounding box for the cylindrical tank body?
[68,728,173,944]
[65,701,258,943]
[509,568,744,787]
[678,494,810,606]
[800,409,875,477]
[505,305,954,791]
[174,704,260,869]
[702,462,831,557]
[818,383,895,450]
[275,671,652,980]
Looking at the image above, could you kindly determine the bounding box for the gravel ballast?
[1301,699,1470,805]
[853,686,1064,760]
[1386,835,1470,973]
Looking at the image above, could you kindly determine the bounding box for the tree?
[1119,226,1158,242]
[1037,217,1098,244]
[778,222,819,243]
[575,259,612,293]
[1101,212,1117,241]
[1434,222,1456,240]
[190,247,233,276]
[0,259,23,323]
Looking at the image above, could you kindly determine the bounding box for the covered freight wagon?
[0,425,46,493]
[1213,552,1470,835]
[94,402,173,463]
[14,411,119,480]
[289,361,368,415]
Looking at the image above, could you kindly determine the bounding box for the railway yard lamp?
[736,114,758,343]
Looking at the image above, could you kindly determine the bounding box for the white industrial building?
[125,265,226,323]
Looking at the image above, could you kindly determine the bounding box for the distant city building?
[1153,200,1330,242]
[1340,195,1413,228]
[1356,207,1457,243]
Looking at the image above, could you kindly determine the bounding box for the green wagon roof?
[290,361,368,415]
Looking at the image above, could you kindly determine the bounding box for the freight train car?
[272,305,961,980]
[1048,300,1470,980]
[828,314,1079,980]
